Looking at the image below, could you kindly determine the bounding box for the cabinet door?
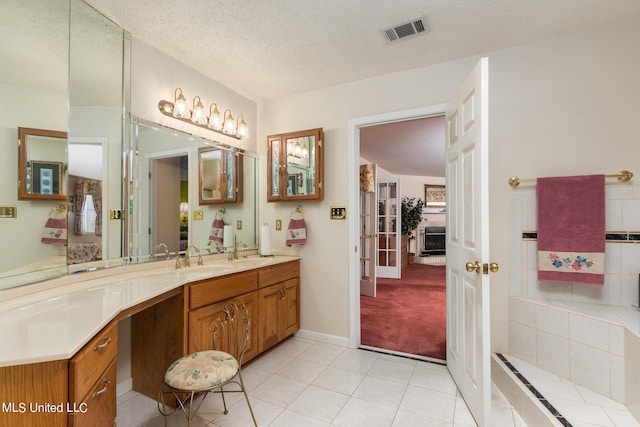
[279,278,300,340]
[188,293,258,363]
[267,135,282,202]
[267,128,324,202]
[258,285,281,352]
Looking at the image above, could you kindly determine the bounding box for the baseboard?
[294,329,351,348]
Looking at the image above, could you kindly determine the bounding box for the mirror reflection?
[0,0,128,291]
[18,128,68,201]
[130,117,258,263]
[67,139,105,265]
[286,135,315,196]
[198,146,243,204]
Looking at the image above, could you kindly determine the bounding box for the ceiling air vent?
[382,16,430,42]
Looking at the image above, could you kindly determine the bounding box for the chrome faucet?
[184,245,202,267]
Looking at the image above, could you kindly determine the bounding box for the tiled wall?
[508,181,640,408]
[509,183,640,306]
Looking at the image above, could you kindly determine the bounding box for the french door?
[359,164,377,297]
[376,178,401,279]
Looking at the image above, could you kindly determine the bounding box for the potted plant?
[401,197,425,264]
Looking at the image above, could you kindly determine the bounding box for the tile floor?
[117,336,527,426]
[503,355,640,427]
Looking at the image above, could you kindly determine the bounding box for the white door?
[446,58,494,427]
[360,164,377,297]
[376,178,401,279]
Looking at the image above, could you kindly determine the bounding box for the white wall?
[258,17,640,352]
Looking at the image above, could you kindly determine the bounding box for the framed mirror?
[130,117,259,263]
[198,146,243,205]
[267,128,324,202]
[18,127,68,201]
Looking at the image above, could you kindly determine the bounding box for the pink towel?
[209,218,225,244]
[537,174,605,285]
[286,218,307,246]
[41,209,67,245]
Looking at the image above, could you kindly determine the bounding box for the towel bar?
[508,170,633,188]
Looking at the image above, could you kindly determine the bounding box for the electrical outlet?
[237,220,242,230]
[275,219,282,230]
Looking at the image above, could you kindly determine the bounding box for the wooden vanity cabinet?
[186,270,259,362]
[188,292,259,361]
[0,360,68,426]
[68,321,118,427]
[258,261,300,352]
[186,260,300,361]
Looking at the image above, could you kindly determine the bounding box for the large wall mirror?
[0,0,128,290]
[129,117,258,263]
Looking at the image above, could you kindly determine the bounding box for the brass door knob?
[489,262,499,273]
[465,261,481,273]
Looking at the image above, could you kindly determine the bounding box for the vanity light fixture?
[172,88,191,119]
[191,96,207,125]
[236,115,249,139]
[208,103,223,131]
[157,89,249,140]
[222,109,237,136]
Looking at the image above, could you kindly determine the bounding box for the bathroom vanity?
[0,255,299,426]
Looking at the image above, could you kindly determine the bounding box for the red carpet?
[360,263,446,360]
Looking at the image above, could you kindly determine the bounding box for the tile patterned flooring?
[116,336,526,426]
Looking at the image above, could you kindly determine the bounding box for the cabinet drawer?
[258,260,299,288]
[69,321,118,403]
[69,358,116,427]
[189,270,258,309]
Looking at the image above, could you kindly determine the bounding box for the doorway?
[348,104,448,361]
[149,154,189,255]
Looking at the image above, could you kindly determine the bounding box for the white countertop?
[0,254,299,367]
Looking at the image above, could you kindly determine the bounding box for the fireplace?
[421,226,446,256]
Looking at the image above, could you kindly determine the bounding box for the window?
[81,194,97,235]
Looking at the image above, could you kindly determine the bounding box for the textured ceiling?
[360,116,445,177]
[85,0,640,101]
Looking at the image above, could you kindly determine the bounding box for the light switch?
[275,219,282,230]
[193,210,204,220]
[0,206,17,218]
[330,206,347,220]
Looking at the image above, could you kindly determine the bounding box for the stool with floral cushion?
[157,300,257,426]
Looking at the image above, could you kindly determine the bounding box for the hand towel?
[209,212,225,244]
[41,208,67,245]
[286,218,307,246]
[536,174,605,285]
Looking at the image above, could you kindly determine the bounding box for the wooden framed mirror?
[267,128,323,202]
[198,145,243,205]
[18,127,68,201]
